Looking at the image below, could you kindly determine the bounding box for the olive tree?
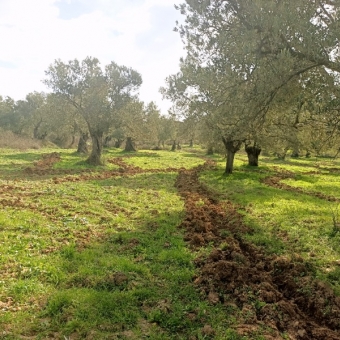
[163,0,340,173]
[44,57,142,165]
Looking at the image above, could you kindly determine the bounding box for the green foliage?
[164,0,340,173]
[44,57,143,165]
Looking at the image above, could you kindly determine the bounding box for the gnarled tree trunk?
[245,143,261,166]
[124,137,136,152]
[171,140,176,151]
[222,137,242,174]
[86,131,103,165]
[77,132,89,154]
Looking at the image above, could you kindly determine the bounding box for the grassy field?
[0,147,339,339]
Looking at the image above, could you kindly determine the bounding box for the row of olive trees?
[0,94,178,151]
[161,0,340,173]
[0,63,199,163]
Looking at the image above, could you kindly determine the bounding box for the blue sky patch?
[55,0,95,20]
[0,60,17,69]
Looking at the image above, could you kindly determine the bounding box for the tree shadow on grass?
[39,201,202,338]
[119,151,162,158]
[1,152,42,162]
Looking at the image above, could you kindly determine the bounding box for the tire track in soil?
[0,155,191,256]
[261,169,339,202]
[21,155,186,182]
[175,161,340,340]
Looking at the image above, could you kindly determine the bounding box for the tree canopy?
[162,0,340,173]
[44,57,142,165]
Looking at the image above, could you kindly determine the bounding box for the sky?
[0,0,185,114]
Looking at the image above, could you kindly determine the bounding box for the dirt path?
[175,162,340,339]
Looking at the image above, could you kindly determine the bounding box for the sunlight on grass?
[123,150,206,170]
[282,173,340,199]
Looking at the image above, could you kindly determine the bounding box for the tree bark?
[114,139,123,148]
[171,140,176,151]
[189,139,193,147]
[124,137,137,152]
[68,134,76,149]
[207,145,214,155]
[291,147,299,158]
[77,132,89,154]
[245,144,261,166]
[86,131,103,165]
[103,135,112,148]
[222,137,242,174]
[33,119,43,139]
[225,149,236,174]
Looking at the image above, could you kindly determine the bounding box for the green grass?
[1,148,340,339]
[282,172,340,198]
[122,149,206,170]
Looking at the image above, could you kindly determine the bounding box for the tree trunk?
[291,147,299,157]
[114,139,123,148]
[225,149,236,174]
[68,134,76,149]
[77,132,89,154]
[245,144,261,166]
[189,139,193,147]
[86,131,103,165]
[33,119,43,139]
[207,145,214,155]
[177,142,181,150]
[276,147,289,160]
[222,137,242,174]
[103,135,112,148]
[124,137,136,152]
[171,140,176,151]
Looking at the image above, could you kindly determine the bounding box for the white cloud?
[0,0,184,113]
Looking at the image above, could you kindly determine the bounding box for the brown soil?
[175,161,340,339]
[24,152,61,174]
[0,155,189,260]
[20,155,185,182]
[262,169,339,202]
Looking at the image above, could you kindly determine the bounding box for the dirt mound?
[262,173,339,202]
[24,152,61,175]
[175,162,340,339]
